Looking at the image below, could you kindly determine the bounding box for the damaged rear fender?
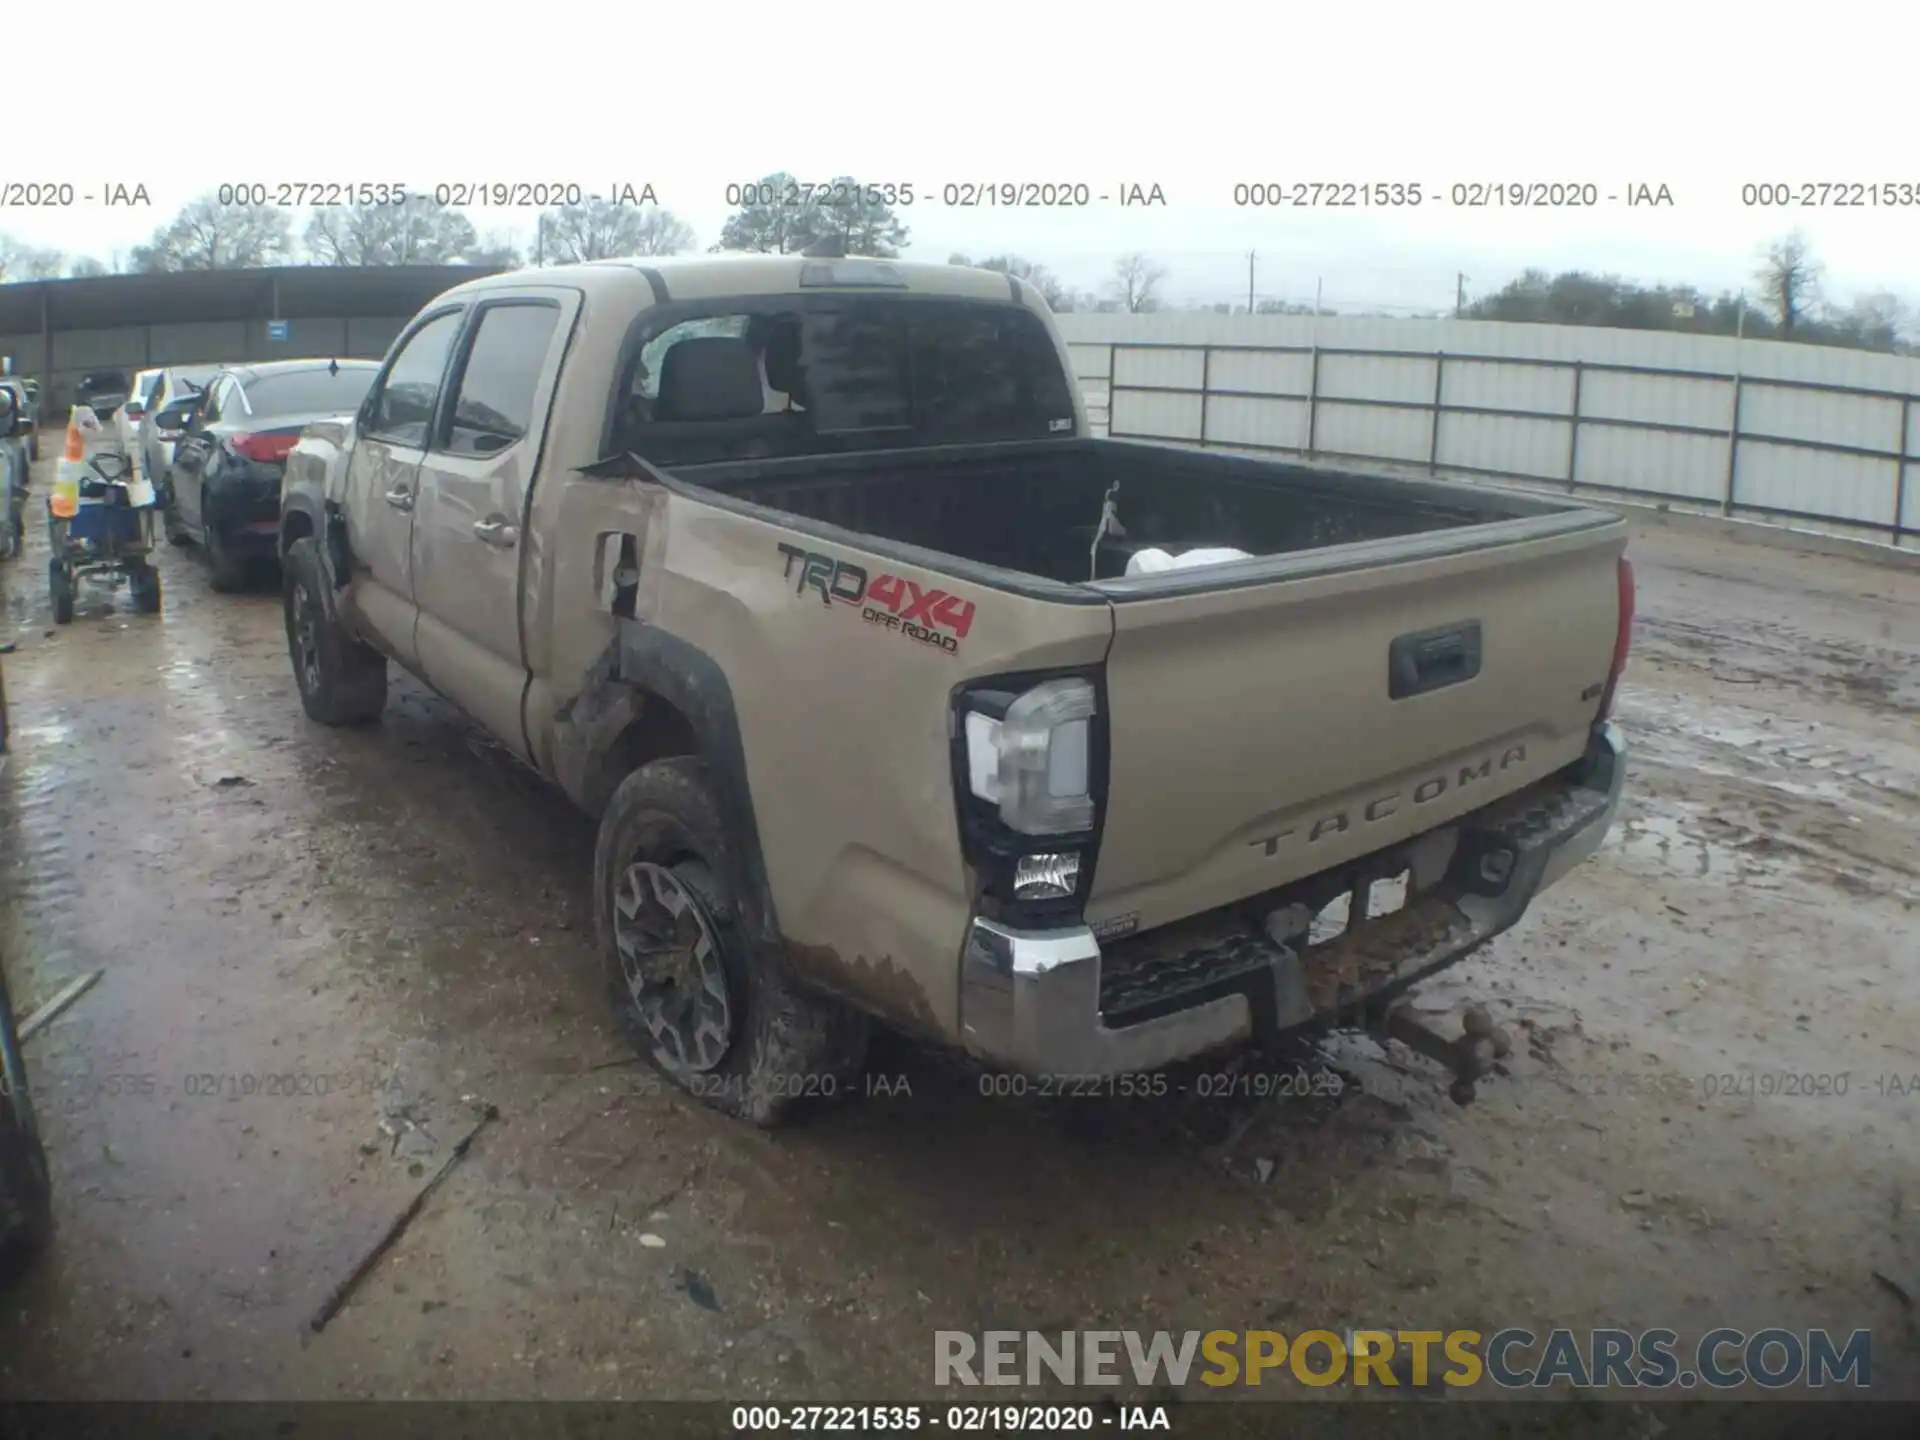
[556,624,783,956]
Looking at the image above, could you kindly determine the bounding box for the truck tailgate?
[1087,518,1628,932]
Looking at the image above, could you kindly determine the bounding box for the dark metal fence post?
[1567,360,1584,492]
[1199,345,1212,448]
[1428,352,1445,472]
[1722,374,1744,516]
[1897,393,1913,543]
[39,285,51,410]
[1106,342,1117,437]
[1306,344,1321,455]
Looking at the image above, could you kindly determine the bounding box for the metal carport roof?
[0,264,507,334]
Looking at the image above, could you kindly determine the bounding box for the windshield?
[613,297,1077,465]
[243,368,378,419]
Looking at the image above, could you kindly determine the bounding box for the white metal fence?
[1053,313,1920,550]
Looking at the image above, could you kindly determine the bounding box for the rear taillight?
[951,670,1108,927]
[234,430,299,465]
[1596,556,1635,722]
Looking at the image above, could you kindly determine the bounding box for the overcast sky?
[5,0,1914,313]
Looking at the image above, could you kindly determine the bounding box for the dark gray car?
[0,382,32,560]
[0,378,39,463]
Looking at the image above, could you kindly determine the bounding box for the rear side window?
[369,310,463,446]
[442,304,562,457]
[247,368,377,418]
[613,298,1077,464]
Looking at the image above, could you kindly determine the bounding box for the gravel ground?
[0,454,1915,1410]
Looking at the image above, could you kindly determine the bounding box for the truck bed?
[664,435,1626,933]
[681,437,1576,586]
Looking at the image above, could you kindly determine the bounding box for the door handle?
[1388,620,1483,699]
[384,486,414,512]
[473,517,519,548]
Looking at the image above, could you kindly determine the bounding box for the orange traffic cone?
[50,417,85,519]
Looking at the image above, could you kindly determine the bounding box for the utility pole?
[1456,272,1468,317]
[1247,251,1256,314]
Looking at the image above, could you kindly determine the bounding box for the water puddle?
[1610,801,1794,889]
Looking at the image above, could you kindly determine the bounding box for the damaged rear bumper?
[958,722,1625,1077]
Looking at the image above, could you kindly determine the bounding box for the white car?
[131,365,220,490]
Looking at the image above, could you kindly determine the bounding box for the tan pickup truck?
[279,253,1634,1125]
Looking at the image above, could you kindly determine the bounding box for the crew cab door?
[409,292,575,761]
[342,307,466,672]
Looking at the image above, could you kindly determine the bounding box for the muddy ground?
[0,454,1915,1409]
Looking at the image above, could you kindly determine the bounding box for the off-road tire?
[282,538,386,726]
[204,516,247,592]
[594,757,869,1128]
[129,561,162,615]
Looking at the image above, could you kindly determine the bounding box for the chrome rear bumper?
[959,722,1626,1076]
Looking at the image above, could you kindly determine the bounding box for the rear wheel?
[594,757,869,1128]
[204,517,246,592]
[49,560,73,625]
[283,538,387,725]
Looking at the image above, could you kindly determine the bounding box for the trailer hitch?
[1375,1003,1513,1106]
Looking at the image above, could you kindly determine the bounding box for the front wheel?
[594,757,869,1128]
[282,538,386,725]
[129,561,162,615]
[49,559,73,625]
[162,494,190,547]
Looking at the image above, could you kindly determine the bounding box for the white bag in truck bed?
[1124,546,1255,576]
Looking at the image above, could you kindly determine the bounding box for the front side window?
[369,310,463,447]
[443,304,562,458]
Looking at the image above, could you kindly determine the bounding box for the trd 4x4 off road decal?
[776,542,976,656]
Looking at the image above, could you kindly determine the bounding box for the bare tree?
[949,252,1070,310]
[1835,291,1911,351]
[540,201,695,263]
[1108,252,1168,314]
[0,234,67,281]
[1755,232,1823,335]
[67,256,110,278]
[131,194,292,271]
[305,197,478,266]
[462,231,525,268]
